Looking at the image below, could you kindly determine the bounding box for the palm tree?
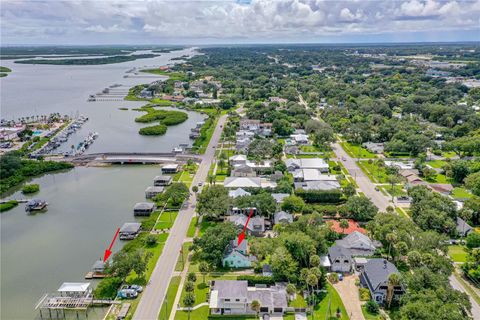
[386,273,401,308]
[386,233,398,260]
[199,262,210,284]
[339,219,349,235]
[306,273,318,311]
[183,292,195,320]
[251,300,261,318]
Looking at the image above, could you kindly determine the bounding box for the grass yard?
[158,276,181,320]
[178,171,194,187]
[361,305,382,320]
[395,207,410,219]
[358,161,388,183]
[179,274,238,307]
[448,245,469,263]
[452,187,473,199]
[428,173,452,184]
[426,160,447,169]
[288,293,307,308]
[187,217,198,237]
[174,305,209,320]
[313,283,349,320]
[175,242,193,272]
[340,142,377,159]
[379,184,406,197]
[155,211,179,230]
[198,220,216,237]
[442,151,457,159]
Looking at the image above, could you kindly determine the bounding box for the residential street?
[133,114,228,320]
[449,274,480,319]
[332,142,390,212]
[332,275,365,320]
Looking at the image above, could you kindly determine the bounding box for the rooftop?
[57,282,90,293]
[327,219,366,235]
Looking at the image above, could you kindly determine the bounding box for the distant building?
[294,180,341,191]
[456,217,473,237]
[274,211,293,224]
[271,193,289,204]
[335,231,380,256]
[327,219,366,235]
[285,158,329,173]
[362,142,384,154]
[262,264,273,277]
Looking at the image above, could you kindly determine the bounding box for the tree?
[270,247,298,282]
[386,233,398,260]
[281,195,305,213]
[309,255,321,268]
[386,273,401,308]
[185,281,195,292]
[192,185,198,193]
[365,300,379,314]
[343,183,356,197]
[198,262,210,283]
[272,118,294,136]
[344,196,378,221]
[159,183,190,206]
[465,171,480,196]
[407,250,422,268]
[108,249,152,279]
[251,300,261,317]
[466,232,480,249]
[183,292,196,320]
[234,193,277,217]
[448,160,471,183]
[422,167,437,181]
[192,223,237,267]
[196,185,231,220]
[286,283,296,296]
[339,219,349,235]
[144,234,158,246]
[207,174,216,185]
[187,272,197,283]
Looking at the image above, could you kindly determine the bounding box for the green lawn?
[452,187,473,199]
[358,161,388,183]
[187,217,198,237]
[288,293,307,308]
[159,276,181,320]
[179,274,238,307]
[178,171,194,187]
[448,245,469,263]
[361,305,381,320]
[340,142,377,159]
[379,184,406,197]
[175,306,210,320]
[426,160,447,169]
[427,173,452,184]
[313,283,349,320]
[175,242,192,272]
[198,220,216,237]
[155,211,179,230]
[395,207,410,219]
[442,151,457,159]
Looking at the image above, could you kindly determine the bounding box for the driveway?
[332,275,365,320]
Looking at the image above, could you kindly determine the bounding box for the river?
[0,48,200,319]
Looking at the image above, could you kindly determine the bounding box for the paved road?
[332,142,390,212]
[449,274,480,319]
[332,275,365,320]
[133,114,228,320]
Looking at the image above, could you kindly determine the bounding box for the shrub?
[237,275,276,286]
[295,189,344,203]
[365,300,379,314]
[187,272,197,283]
[359,287,370,301]
[0,200,18,212]
[185,281,195,292]
[94,277,123,299]
[466,232,480,249]
[144,234,158,246]
[327,273,339,283]
[22,183,40,194]
[139,124,168,135]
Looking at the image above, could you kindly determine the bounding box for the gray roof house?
[328,245,353,273]
[227,214,265,236]
[359,259,405,305]
[271,193,289,204]
[119,222,142,240]
[274,211,293,225]
[294,180,341,191]
[209,280,288,316]
[335,231,380,256]
[133,202,155,216]
[456,217,473,237]
[231,164,256,177]
[229,188,251,199]
[285,158,329,173]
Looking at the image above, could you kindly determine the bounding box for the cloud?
[1,0,479,44]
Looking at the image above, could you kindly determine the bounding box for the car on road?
[375,187,380,191]
[342,157,347,161]
[198,182,203,186]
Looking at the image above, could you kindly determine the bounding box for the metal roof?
[58,282,90,292]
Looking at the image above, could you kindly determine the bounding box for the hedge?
[237,275,276,285]
[295,189,344,203]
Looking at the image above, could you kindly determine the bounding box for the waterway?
[0,48,200,319]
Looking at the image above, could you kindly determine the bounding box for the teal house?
[222,240,257,268]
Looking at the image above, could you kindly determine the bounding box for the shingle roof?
[134,202,155,210]
[229,188,251,198]
[362,259,400,292]
[224,177,262,188]
[120,222,141,233]
[328,245,352,261]
[271,193,289,203]
[335,231,377,252]
[213,280,248,299]
[274,211,293,224]
[294,180,340,191]
[456,217,473,235]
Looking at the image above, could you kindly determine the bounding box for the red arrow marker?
[103,227,120,262]
[237,208,255,246]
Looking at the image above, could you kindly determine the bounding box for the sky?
[1,0,479,45]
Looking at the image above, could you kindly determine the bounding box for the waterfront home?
[456,217,473,237]
[229,188,251,199]
[209,280,288,316]
[227,214,265,236]
[285,158,329,173]
[360,259,405,305]
[161,164,179,174]
[119,222,142,240]
[274,211,293,224]
[222,240,257,268]
[133,202,155,216]
[145,186,164,199]
[328,245,353,273]
[335,231,380,256]
[327,219,366,235]
[294,180,341,191]
[153,175,173,186]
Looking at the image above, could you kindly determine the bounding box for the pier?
[69,152,201,165]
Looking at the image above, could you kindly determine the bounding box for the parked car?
[117,289,138,299]
[121,284,143,293]
[338,273,344,281]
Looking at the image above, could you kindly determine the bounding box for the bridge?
[70,152,201,165]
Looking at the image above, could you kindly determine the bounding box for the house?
[327,219,366,235]
[362,142,384,154]
[335,231,380,256]
[223,177,262,188]
[284,145,299,155]
[429,183,453,195]
[230,207,257,216]
[161,164,179,174]
[236,130,255,140]
[227,214,265,236]
[145,186,164,199]
[209,280,288,316]
[294,180,341,191]
[153,175,172,186]
[222,240,257,268]
[269,97,288,104]
[236,138,252,152]
[119,222,142,240]
[274,211,293,224]
[232,164,256,177]
[285,158,329,173]
[328,245,353,273]
[229,188,251,199]
[293,169,336,182]
[456,217,473,237]
[290,134,309,145]
[360,259,405,305]
[271,193,289,204]
[133,202,155,216]
[230,154,248,166]
[262,264,273,277]
[240,119,261,131]
[385,161,414,171]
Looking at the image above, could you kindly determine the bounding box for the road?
[133,113,228,320]
[332,142,390,212]
[449,274,480,319]
[332,275,365,320]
